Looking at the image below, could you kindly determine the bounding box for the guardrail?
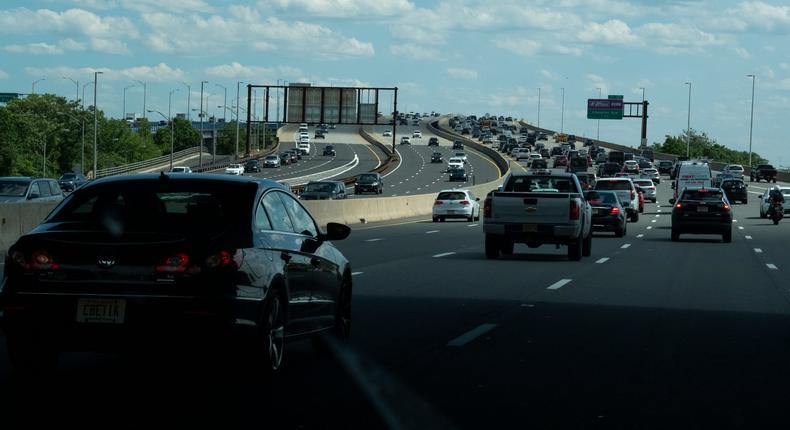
[95,146,205,177]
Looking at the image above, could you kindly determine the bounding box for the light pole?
[216,83,227,122]
[149,109,175,171]
[59,112,85,173]
[560,87,565,134]
[537,87,541,129]
[199,81,207,166]
[123,84,135,121]
[746,75,756,168]
[63,76,79,102]
[82,82,93,110]
[235,81,243,160]
[134,80,147,121]
[93,71,103,178]
[32,78,45,94]
[639,87,645,102]
[179,81,191,121]
[596,87,602,140]
[685,82,692,157]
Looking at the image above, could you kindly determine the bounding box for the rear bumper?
[434,207,473,217]
[672,217,732,233]
[591,216,623,231]
[483,222,581,243]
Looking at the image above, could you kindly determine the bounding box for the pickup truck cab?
[750,164,777,183]
[483,172,592,261]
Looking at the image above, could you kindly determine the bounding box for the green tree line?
[652,129,767,166]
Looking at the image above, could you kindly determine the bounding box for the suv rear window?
[438,192,467,200]
[681,189,724,202]
[595,180,632,191]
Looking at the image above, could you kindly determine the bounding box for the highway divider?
[427,119,508,176]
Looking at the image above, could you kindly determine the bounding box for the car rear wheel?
[723,229,732,243]
[252,289,286,376]
[631,212,639,222]
[582,231,592,257]
[671,228,680,242]
[485,234,501,259]
[568,236,583,261]
[500,239,514,255]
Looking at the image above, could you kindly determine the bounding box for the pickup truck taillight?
[483,198,492,217]
[569,200,580,220]
[631,190,635,200]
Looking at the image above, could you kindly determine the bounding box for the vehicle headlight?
[371,182,379,186]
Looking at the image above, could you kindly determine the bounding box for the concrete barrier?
[0,202,60,253]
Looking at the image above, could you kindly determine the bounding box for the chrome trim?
[234,318,257,326]
[17,292,196,299]
[234,296,264,302]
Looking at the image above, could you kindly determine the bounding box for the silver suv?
[0,177,65,203]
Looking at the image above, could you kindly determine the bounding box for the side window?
[278,193,318,237]
[49,181,61,195]
[28,182,41,198]
[261,192,294,232]
[255,198,272,230]
[37,181,51,197]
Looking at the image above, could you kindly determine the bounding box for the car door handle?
[280,252,291,263]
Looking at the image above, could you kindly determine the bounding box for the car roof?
[438,189,470,194]
[81,173,283,191]
[0,176,36,181]
[599,177,633,182]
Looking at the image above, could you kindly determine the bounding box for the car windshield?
[358,174,377,182]
[60,173,77,180]
[0,180,29,196]
[681,189,724,202]
[596,180,632,191]
[229,164,241,169]
[304,183,335,193]
[265,156,278,161]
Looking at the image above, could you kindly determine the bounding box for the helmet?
[774,185,782,192]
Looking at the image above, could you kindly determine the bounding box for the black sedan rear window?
[584,191,618,205]
[595,181,631,191]
[681,189,724,202]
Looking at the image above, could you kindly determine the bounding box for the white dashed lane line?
[651,220,657,223]
[595,257,610,264]
[767,264,778,270]
[447,323,497,347]
[745,235,753,240]
[647,226,653,230]
[621,243,631,249]
[365,238,384,242]
[433,252,456,258]
[426,230,440,234]
[754,248,763,253]
[738,226,745,230]
[546,279,572,290]
[637,234,644,238]
[352,271,364,276]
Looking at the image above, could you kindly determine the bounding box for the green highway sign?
[587,98,624,120]
[608,95,624,100]
[588,110,624,119]
[0,93,21,103]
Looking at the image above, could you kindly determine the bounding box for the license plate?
[697,206,708,212]
[76,298,126,324]
[522,224,538,232]
[447,210,456,214]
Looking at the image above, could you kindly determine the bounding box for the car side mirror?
[475,197,480,201]
[669,198,676,204]
[322,222,351,241]
[671,182,676,189]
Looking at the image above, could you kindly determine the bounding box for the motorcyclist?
[768,186,785,218]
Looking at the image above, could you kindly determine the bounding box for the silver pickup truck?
[483,172,593,261]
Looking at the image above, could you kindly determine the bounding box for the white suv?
[723,164,744,178]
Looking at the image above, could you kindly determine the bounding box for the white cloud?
[586,73,610,95]
[204,62,302,79]
[72,0,214,13]
[390,44,441,59]
[25,63,185,82]
[0,70,8,79]
[719,1,790,33]
[494,38,582,56]
[780,63,790,71]
[541,70,561,81]
[4,38,87,55]
[447,68,478,80]
[260,0,415,18]
[635,23,724,54]
[577,19,643,46]
[141,8,374,58]
[735,47,751,59]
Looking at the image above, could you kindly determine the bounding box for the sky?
[1,0,789,165]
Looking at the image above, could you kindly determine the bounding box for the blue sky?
[1,0,789,165]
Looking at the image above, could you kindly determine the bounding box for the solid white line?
[426,230,439,234]
[382,147,403,178]
[433,252,456,258]
[547,279,572,290]
[365,238,384,242]
[595,257,610,264]
[467,223,479,227]
[754,248,763,253]
[621,243,631,249]
[767,264,778,270]
[738,226,745,230]
[745,235,753,240]
[637,234,644,238]
[447,323,497,347]
[351,271,364,275]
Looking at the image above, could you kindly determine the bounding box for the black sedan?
[448,167,468,182]
[584,190,627,237]
[323,145,336,156]
[720,179,748,204]
[431,152,443,163]
[245,159,261,173]
[671,187,733,242]
[0,174,353,374]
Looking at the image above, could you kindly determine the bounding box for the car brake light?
[156,252,190,273]
[722,203,731,211]
[570,200,580,220]
[610,207,620,214]
[31,250,59,270]
[460,200,470,205]
[484,197,492,217]
[675,203,682,209]
[434,200,443,205]
[206,250,237,269]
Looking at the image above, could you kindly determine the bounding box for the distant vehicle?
[428,137,440,146]
[594,178,640,222]
[622,160,640,174]
[657,160,674,174]
[632,178,657,203]
[433,189,480,222]
[382,130,392,137]
[574,172,597,190]
[279,152,292,165]
[584,190,627,237]
[553,155,568,168]
[298,142,311,155]
[567,157,588,173]
[225,164,245,175]
[641,168,661,184]
[244,159,261,173]
[400,136,411,145]
[750,164,777,183]
[448,157,464,170]
[323,145,336,156]
[598,162,621,177]
[0,177,64,203]
[608,151,625,165]
[452,141,464,150]
[448,167,468,182]
[412,130,423,138]
[299,181,347,200]
[58,172,89,191]
[263,155,281,168]
[538,133,548,141]
[671,187,732,243]
[759,187,790,218]
[671,161,712,204]
[354,173,383,195]
[314,129,325,139]
[431,152,443,163]
[720,179,748,204]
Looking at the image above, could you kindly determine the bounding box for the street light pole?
[179,81,191,121]
[93,71,103,178]
[560,87,565,134]
[685,82,692,157]
[640,87,645,102]
[216,84,227,122]
[32,78,45,94]
[82,82,93,110]
[169,88,178,170]
[235,81,242,160]
[199,81,207,166]
[134,80,147,121]
[123,84,135,121]
[63,76,79,102]
[747,74,756,168]
[537,87,541,129]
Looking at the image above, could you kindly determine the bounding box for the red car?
[553,155,568,167]
[637,188,645,213]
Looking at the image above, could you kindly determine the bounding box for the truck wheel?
[567,236,583,261]
[500,239,514,255]
[485,235,501,259]
[582,232,592,257]
[671,228,680,242]
[631,212,639,222]
[723,229,732,243]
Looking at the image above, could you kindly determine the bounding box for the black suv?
[720,179,748,204]
[428,137,440,146]
[657,160,673,174]
[58,172,88,192]
[431,152,443,163]
[323,145,336,156]
[244,159,261,173]
[452,141,464,150]
[671,187,733,243]
[354,173,383,195]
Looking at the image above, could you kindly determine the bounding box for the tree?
[153,118,200,154]
[652,129,767,166]
[216,120,247,156]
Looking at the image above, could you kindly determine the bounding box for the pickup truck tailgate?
[490,192,573,224]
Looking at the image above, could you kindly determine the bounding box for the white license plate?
[447,210,456,214]
[76,298,126,324]
[697,206,708,212]
[522,224,538,232]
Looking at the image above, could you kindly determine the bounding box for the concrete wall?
[0,202,59,253]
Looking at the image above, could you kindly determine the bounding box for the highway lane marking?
[365,238,384,242]
[433,252,456,258]
[745,235,753,239]
[447,323,497,347]
[655,215,660,217]
[733,219,738,223]
[621,244,631,249]
[637,234,644,238]
[546,279,572,290]
[351,271,364,276]
[647,226,653,229]
[657,209,662,212]
[467,223,478,227]
[651,220,657,223]
[426,230,440,234]
[767,264,778,270]
[595,258,610,264]
[754,248,763,253]
[362,142,382,169]
[382,147,404,178]
[738,226,745,230]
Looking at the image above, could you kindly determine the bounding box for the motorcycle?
[769,201,784,225]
